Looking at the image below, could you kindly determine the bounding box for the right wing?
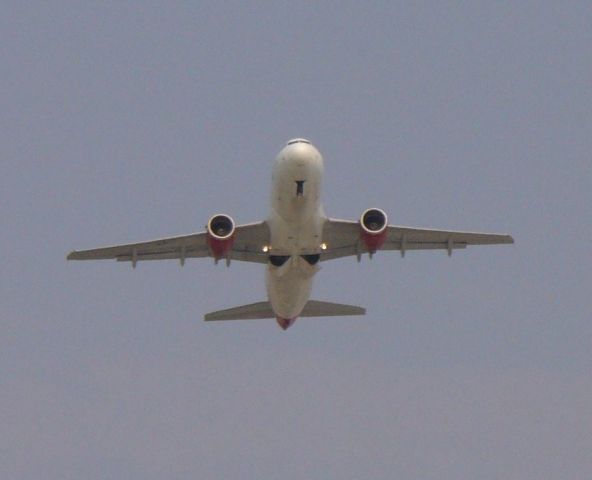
[321,218,513,261]
[67,221,270,265]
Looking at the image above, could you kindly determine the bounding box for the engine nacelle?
[206,214,235,259]
[360,208,388,253]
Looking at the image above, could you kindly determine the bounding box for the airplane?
[67,138,514,330]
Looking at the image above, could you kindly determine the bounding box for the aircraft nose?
[286,142,314,162]
[280,141,323,172]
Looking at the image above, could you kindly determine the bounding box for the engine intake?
[360,208,388,253]
[207,214,235,259]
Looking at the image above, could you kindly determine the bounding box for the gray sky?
[2,2,591,478]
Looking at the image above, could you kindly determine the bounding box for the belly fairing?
[266,256,319,319]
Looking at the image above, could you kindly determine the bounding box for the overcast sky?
[2,2,591,479]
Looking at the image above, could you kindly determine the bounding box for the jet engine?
[360,208,388,253]
[206,214,235,260]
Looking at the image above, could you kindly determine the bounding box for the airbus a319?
[68,138,513,330]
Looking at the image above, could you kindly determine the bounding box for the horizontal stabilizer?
[301,300,365,317]
[204,300,365,321]
[204,302,275,321]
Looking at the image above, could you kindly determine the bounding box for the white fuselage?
[265,140,325,326]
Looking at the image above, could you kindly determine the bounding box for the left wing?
[67,221,270,265]
[321,218,513,261]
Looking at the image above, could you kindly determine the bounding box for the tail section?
[204,301,275,321]
[204,300,366,324]
[300,300,365,317]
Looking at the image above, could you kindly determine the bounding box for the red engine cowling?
[360,208,388,253]
[206,214,235,259]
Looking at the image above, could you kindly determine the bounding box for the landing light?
[320,243,328,250]
[262,245,270,253]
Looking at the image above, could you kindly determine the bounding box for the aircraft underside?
[67,138,514,330]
